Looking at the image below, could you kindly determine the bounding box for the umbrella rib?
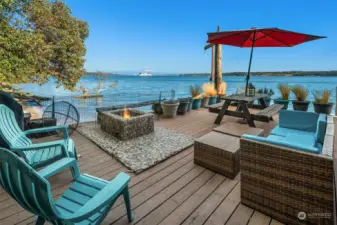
[240,31,257,47]
[260,30,291,47]
[240,30,276,47]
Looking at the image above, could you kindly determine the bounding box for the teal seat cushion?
[271,126,315,137]
[267,134,286,141]
[285,133,316,148]
[315,114,327,144]
[243,134,321,154]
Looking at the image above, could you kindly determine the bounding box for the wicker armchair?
[240,116,335,225]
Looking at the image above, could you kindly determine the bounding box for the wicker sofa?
[241,110,334,225]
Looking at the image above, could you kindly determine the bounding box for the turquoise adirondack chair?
[0,104,77,170]
[0,147,133,225]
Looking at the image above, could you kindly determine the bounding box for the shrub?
[313,89,332,104]
[277,84,291,100]
[202,83,217,97]
[292,85,309,101]
[219,82,227,96]
[190,85,202,98]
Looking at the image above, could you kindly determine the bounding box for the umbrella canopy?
[206,27,326,95]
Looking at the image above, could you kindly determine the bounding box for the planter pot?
[292,100,310,111]
[191,98,201,110]
[216,96,221,103]
[256,97,271,107]
[208,96,217,105]
[201,97,209,108]
[274,99,290,110]
[179,97,192,112]
[161,100,179,118]
[177,101,189,115]
[217,95,226,103]
[152,102,163,115]
[313,102,334,114]
[187,97,193,112]
[264,97,272,107]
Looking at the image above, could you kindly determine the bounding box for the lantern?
[247,83,256,97]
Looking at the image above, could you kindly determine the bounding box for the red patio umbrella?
[206,27,326,95]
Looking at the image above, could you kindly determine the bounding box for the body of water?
[19,75,337,121]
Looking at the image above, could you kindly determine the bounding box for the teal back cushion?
[315,114,327,144]
[279,110,319,132]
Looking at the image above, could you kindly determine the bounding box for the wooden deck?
[0,108,285,225]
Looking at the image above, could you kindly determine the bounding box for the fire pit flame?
[123,107,131,119]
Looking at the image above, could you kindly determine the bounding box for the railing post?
[52,96,55,119]
[335,86,337,116]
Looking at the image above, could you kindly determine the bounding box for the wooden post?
[211,45,215,81]
[214,26,222,93]
[335,86,337,116]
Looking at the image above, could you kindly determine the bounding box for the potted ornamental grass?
[177,97,190,115]
[274,84,291,109]
[313,89,334,114]
[190,85,202,110]
[257,87,274,107]
[201,94,209,107]
[217,82,227,103]
[202,83,217,105]
[291,85,310,111]
[152,92,163,115]
[161,90,179,118]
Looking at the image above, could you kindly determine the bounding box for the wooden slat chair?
[0,104,77,171]
[0,147,133,225]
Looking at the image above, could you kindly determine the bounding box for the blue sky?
[65,0,337,73]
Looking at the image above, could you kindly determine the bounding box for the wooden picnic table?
[214,93,282,127]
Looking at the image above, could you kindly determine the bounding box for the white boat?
[138,69,152,76]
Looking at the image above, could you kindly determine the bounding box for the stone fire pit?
[100,108,154,140]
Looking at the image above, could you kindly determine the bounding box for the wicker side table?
[213,122,264,137]
[194,131,240,179]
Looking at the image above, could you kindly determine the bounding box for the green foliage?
[257,86,275,96]
[0,0,89,91]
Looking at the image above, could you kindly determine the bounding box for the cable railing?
[39,90,176,123]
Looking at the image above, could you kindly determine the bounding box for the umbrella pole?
[245,31,256,96]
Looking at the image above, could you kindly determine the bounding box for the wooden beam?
[214,25,222,92]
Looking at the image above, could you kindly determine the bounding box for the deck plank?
[104,161,197,224]
[181,175,240,225]
[203,182,241,225]
[0,108,284,225]
[111,166,209,225]
[136,170,215,225]
[158,174,225,225]
[247,211,271,225]
[225,204,254,225]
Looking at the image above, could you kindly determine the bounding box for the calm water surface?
[19,75,337,120]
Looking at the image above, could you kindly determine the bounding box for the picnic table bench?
[213,93,283,127]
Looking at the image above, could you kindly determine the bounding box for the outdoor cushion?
[285,133,316,148]
[279,110,319,132]
[315,114,327,144]
[267,134,286,141]
[243,134,321,154]
[270,126,315,137]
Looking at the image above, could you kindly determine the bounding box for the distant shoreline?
[86,70,337,77]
